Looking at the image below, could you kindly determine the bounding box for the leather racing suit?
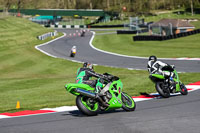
[76,67,104,89]
[147,60,174,78]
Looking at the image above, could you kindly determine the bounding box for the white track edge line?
[1,85,200,119]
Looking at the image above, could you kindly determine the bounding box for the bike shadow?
[61,109,126,117]
[139,92,185,100]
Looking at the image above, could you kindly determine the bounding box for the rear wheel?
[180,83,188,95]
[156,82,170,98]
[70,53,75,57]
[121,92,136,111]
[76,95,99,116]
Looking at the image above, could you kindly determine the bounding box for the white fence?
[37,31,58,40]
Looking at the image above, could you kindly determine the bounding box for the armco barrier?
[133,29,200,41]
[37,31,58,40]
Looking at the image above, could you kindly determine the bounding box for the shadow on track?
[61,109,127,117]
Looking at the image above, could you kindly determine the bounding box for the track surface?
[37,29,200,72]
[1,90,200,133]
[1,29,200,133]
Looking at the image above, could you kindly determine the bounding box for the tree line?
[0,0,200,15]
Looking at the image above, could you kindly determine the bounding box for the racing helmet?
[83,62,88,67]
[83,62,93,70]
[149,55,157,62]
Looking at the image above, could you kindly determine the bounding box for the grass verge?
[93,33,200,58]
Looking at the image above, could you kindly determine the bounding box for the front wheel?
[180,83,188,95]
[121,92,136,111]
[156,82,170,98]
[76,95,99,116]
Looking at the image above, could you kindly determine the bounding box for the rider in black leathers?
[147,55,175,80]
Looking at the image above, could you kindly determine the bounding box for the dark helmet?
[83,62,88,67]
[83,62,93,70]
[149,55,157,62]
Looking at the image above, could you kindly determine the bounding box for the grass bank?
[93,33,200,58]
[0,16,200,113]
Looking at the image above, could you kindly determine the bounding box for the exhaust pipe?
[75,88,109,107]
[75,88,96,98]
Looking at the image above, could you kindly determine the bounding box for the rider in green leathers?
[76,62,106,92]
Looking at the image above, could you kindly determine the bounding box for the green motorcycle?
[65,73,136,116]
[149,66,188,98]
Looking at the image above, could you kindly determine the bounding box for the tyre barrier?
[117,29,148,34]
[37,31,58,40]
[117,30,137,34]
[133,28,200,41]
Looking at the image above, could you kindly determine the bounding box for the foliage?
[0,0,200,15]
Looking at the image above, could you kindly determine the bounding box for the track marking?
[0,81,200,119]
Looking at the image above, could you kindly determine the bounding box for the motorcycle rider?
[81,30,85,37]
[76,62,106,92]
[147,55,175,80]
[70,46,76,57]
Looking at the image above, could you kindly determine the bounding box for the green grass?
[93,33,200,58]
[143,13,200,23]
[0,15,200,113]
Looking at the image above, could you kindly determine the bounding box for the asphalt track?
[36,29,200,72]
[1,90,200,133]
[1,29,200,133]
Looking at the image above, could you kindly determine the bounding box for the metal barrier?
[37,31,58,40]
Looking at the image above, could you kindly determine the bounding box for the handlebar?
[162,65,175,72]
[102,73,119,82]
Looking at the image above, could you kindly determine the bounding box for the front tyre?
[156,82,170,98]
[121,92,136,111]
[76,95,99,116]
[180,83,188,95]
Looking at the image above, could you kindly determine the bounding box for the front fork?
[121,92,130,101]
[168,77,181,92]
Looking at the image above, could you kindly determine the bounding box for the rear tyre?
[121,92,136,111]
[70,53,75,57]
[156,82,170,98]
[76,95,99,116]
[180,83,188,95]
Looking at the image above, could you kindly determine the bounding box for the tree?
[107,0,110,10]
[191,0,194,16]
[4,0,11,12]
